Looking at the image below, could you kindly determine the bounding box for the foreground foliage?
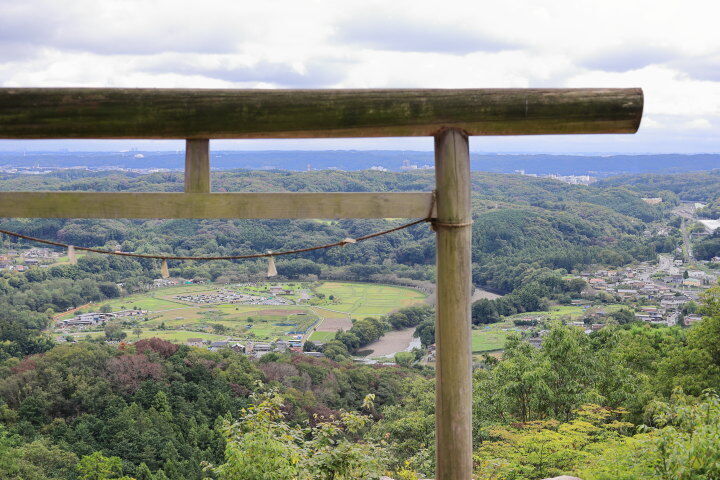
[0,292,719,479]
[216,391,385,480]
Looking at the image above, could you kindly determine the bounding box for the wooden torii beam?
[0,87,643,480]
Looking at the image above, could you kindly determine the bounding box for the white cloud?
[1,0,720,152]
[333,13,521,54]
[681,118,712,130]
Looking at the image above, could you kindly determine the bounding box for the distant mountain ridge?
[1,150,718,176]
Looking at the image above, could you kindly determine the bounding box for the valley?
[53,281,428,358]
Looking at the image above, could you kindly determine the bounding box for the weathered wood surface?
[0,88,642,139]
[184,139,210,193]
[0,192,433,219]
[434,128,473,480]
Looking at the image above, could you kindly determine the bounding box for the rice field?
[315,282,426,320]
[469,303,629,354]
[56,281,427,344]
[308,330,337,341]
[471,329,509,352]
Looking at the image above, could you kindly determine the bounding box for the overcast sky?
[1,0,720,154]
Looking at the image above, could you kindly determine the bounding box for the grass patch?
[505,303,627,323]
[308,331,336,342]
[471,329,509,352]
[315,282,426,319]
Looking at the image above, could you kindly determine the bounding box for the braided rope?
[0,193,437,261]
[0,217,432,261]
[0,191,473,261]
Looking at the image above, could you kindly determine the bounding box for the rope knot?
[428,219,474,232]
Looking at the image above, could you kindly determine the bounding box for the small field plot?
[315,282,426,319]
[148,308,319,341]
[133,330,230,342]
[311,309,353,331]
[233,283,307,302]
[57,293,185,320]
[154,284,217,296]
[470,319,517,353]
[308,331,336,342]
[507,304,627,323]
[362,327,416,357]
[65,329,231,343]
[150,307,207,323]
[471,329,509,353]
[51,253,87,265]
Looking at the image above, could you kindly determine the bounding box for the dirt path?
[471,287,502,301]
[427,287,501,305]
[363,327,417,357]
[52,303,91,320]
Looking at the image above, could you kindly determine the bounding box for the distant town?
[2,150,720,175]
[0,162,596,182]
[518,200,719,349]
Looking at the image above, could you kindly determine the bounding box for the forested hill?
[0,167,666,218]
[597,170,720,261]
[0,169,665,297]
[597,170,720,201]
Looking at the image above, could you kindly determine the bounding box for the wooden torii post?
[0,87,643,479]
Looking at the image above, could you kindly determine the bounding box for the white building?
[698,219,720,234]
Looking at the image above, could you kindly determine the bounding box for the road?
[657,254,679,276]
[672,203,696,262]
[681,218,693,262]
[638,254,677,283]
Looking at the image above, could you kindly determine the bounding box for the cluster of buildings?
[0,164,173,174]
[399,159,433,171]
[633,305,679,325]
[183,337,325,358]
[584,266,708,295]
[575,259,717,327]
[174,285,299,306]
[0,248,60,271]
[513,170,597,185]
[175,289,262,305]
[152,277,194,288]
[20,247,61,260]
[58,309,146,328]
[698,219,720,234]
[585,270,667,299]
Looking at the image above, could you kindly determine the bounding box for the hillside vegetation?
[2,169,715,480]
[1,288,719,479]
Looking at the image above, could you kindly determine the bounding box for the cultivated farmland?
[55,281,427,345]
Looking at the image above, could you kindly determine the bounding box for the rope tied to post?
[0,191,472,272]
[429,220,474,231]
[427,190,474,232]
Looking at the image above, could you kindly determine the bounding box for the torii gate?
[0,87,643,479]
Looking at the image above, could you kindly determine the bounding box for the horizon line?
[1,149,720,156]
